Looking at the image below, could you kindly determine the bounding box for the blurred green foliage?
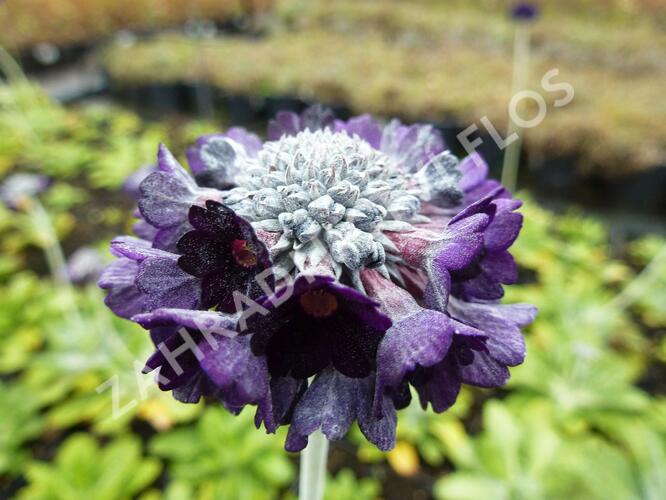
[0,80,664,499]
[19,434,161,500]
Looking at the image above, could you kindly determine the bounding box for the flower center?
[222,129,427,275]
[299,289,339,318]
[231,239,258,267]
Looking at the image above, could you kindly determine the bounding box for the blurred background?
[0,1,665,499]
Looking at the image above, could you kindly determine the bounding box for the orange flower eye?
[231,239,258,268]
[299,289,339,318]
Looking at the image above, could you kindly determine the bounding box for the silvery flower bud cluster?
[220,129,462,276]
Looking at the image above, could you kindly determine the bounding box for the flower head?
[100,105,536,451]
[66,247,106,285]
[510,2,539,22]
[0,173,50,211]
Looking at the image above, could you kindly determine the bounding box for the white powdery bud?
[414,151,463,207]
[387,193,421,221]
[325,222,385,270]
[230,128,462,281]
[308,195,345,226]
[253,188,285,218]
[344,198,386,232]
[279,209,321,243]
[200,137,236,170]
[327,180,360,207]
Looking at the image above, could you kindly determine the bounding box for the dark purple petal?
[450,191,523,301]
[361,269,454,411]
[413,358,461,413]
[454,271,505,301]
[172,373,208,403]
[300,104,336,132]
[448,298,534,366]
[459,349,510,387]
[111,236,172,261]
[133,307,237,332]
[248,275,391,380]
[437,214,490,270]
[176,200,273,312]
[423,258,452,312]
[225,127,262,156]
[98,258,144,319]
[380,119,445,172]
[186,130,260,190]
[374,309,454,412]
[136,257,201,311]
[134,308,240,400]
[66,247,105,284]
[511,2,539,21]
[133,218,159,241]
[267,105,335,140]
[479,250,518,285]
[357,379,397,452]
[151,223,192,253]
[122,166,154,200]
[255,377,306,433]
[458,153,489,193]
[286,369,357,448]
[200,334,269,408]
[267,111,301,140]
[336,114,382,149]
[285,370,396,452]
[138,145,199,229]
[484,198,523,252]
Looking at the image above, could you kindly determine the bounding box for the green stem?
[608,243,666,311]
[299,430,329,500]
[29,200,83,328]
[0,45,27,84]
[501,25,531,192]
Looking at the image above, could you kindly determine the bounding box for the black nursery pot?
[219,93,264,125]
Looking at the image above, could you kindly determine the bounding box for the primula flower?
[100,105,536,451]
[0,173,50,211]
[510,2,539,22]
[66,247,106,285]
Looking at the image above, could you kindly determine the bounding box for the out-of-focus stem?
[501,24,531,192]
[0,45,28,84]
[30,200,83,328]
[299,430,329,500]
[609,243,666,311]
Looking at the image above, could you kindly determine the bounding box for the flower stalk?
[29,200,84,330]
[299,431,329,500]
[501,22,532,192]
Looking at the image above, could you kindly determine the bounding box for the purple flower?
[137,145,224,252]
[176,200,273,312]
[100,104,536,452]
[122,166,155,200]
[66,247,106,285]
[98,236,201,319]
[0,173,50,211]
[243,274,394,450]
[246,275,390,380]
[267,104,335,140]
[510,2,539,22]
[133,308,267,407]
[186,128,262,190]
